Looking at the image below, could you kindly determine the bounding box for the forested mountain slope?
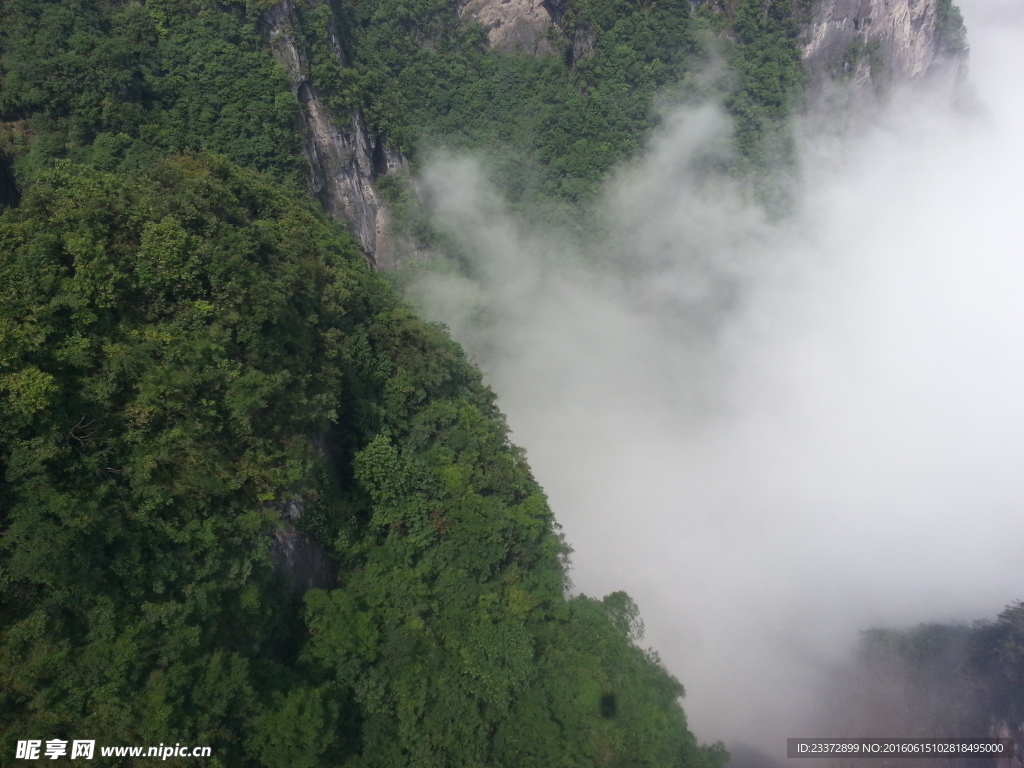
[0,0,967,251]
[0,154,728,766]
[0,0,967,765]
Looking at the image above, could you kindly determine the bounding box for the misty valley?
[2,0,1023,766]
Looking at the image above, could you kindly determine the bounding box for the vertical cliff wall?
[260,0,403,265]
[801,0,968,94]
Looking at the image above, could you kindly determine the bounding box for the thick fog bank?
[408,0,1024,753]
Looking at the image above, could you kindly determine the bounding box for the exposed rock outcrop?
[265,497,336,593]
[261,0,405,265]
[269,523,336,593]
[801,0,968,96]
[459,0,563,53]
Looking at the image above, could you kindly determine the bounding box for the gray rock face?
[261,0,405,265]
[459,0,562,53]
[265,495,336,593]
[268,523,336,593]
[801,0,967,94]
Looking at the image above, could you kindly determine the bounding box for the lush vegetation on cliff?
[0,0,807,211]
[0,0,899,765]
[0,0,301,185]
[0,153,729,767]
[0,0,746,740]
[337,0,712,206]
[292,0,804,211]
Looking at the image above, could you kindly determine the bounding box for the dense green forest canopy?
[288,0,806,210]
[0,152,731,766]
[0,0,806,212]
[0,0,765,752]
[0,0,971,764]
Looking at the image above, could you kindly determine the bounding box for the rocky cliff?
[260,0,404,266]
[801,0,968,95]
[459,0,564,53]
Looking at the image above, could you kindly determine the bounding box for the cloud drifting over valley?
[408,0,1024,752]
